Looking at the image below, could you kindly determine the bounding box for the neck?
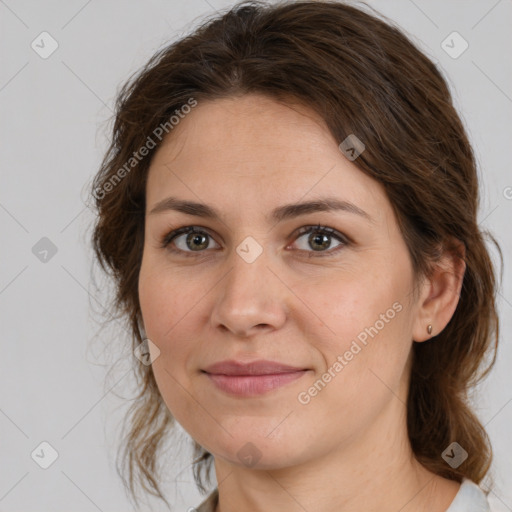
[211,400,460,512]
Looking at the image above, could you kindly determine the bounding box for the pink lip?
[202,359,309,396]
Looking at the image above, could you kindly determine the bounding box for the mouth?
[203,371,308,396]
[201,359,310,396]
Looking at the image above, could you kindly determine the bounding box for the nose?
[209,243,288,338]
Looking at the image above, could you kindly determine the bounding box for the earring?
[427,324,433,335]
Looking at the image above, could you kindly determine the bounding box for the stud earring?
[427,324,433,335]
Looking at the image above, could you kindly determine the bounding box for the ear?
[412,240,466,342]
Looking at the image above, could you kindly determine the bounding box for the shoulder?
[194,481,490,512]
[445,478,490,512]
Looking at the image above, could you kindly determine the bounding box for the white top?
[196,478,490,512]
[446,478,490,511]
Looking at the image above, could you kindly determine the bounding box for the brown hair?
[90,0,501,507]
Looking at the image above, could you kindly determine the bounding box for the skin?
[138,93,466,512]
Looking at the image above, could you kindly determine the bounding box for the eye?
[161,226,220,255]
[290,224,349,257]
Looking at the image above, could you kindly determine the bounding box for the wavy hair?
[90,0,501,507]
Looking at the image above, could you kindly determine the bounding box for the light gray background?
[1,1,511,511]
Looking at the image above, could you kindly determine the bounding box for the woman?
[91,1,500,510]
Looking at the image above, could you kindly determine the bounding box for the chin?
[206,430,310,470]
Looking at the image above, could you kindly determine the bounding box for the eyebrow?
[149,196,373,223]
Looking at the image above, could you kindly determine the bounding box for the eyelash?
[159,224,350,258]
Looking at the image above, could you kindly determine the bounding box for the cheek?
[294,269,412,404]
[139,257,204,345]
[291,304,411,453]
[297,266,408,353]
[139,284,196,429]
[138,263,196,408]
[138,258,213,417]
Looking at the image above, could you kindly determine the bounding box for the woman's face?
[139,93,422,470]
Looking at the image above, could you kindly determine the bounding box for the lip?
[202,359,309,397]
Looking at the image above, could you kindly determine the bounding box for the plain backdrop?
[1,1,511,511]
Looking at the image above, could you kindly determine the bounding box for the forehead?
[146,94,389,223]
